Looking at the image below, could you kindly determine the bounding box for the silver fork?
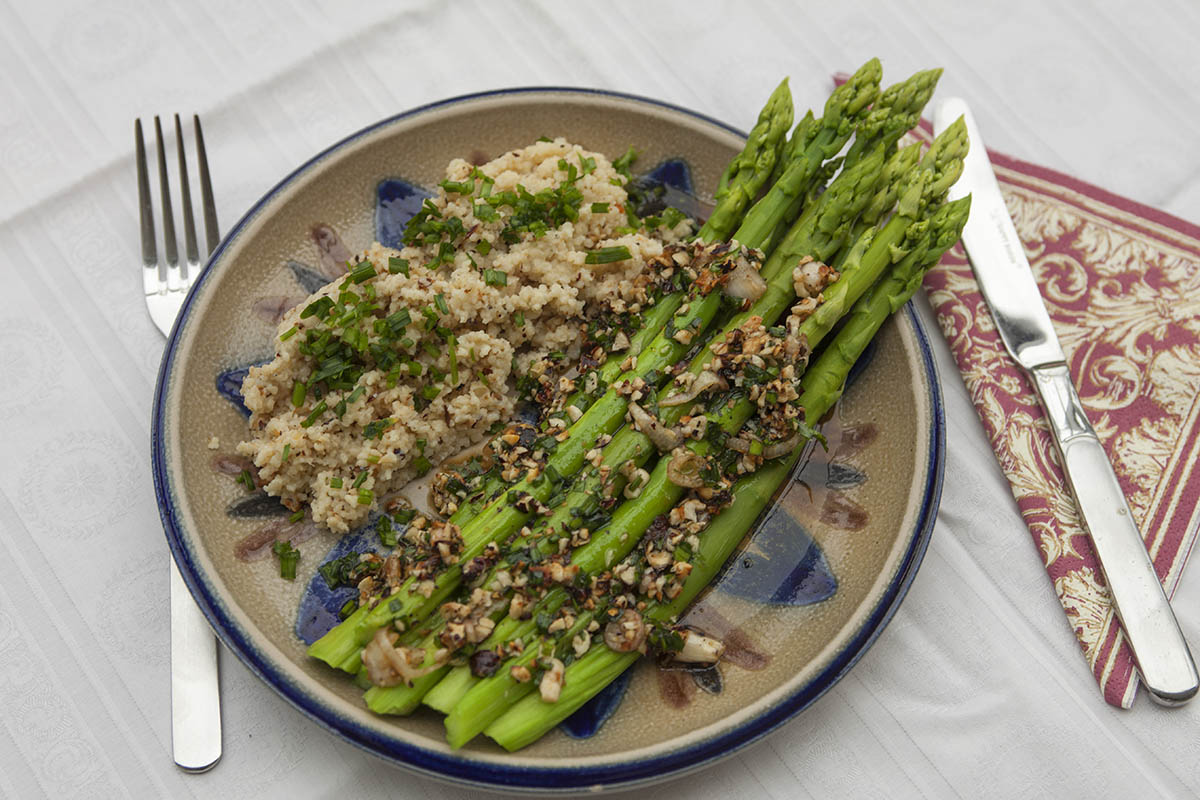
[137,114,223,773]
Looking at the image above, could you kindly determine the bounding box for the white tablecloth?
[3,1,1199,797]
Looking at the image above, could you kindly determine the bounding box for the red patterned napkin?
[911,124,1200,707]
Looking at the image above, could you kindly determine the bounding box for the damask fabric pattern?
[922,146,1200,708]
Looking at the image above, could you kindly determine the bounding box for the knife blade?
[933,97,1198,706]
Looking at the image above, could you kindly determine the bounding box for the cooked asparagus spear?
[698,78,795,242]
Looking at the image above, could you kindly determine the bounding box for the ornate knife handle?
[1031,363,1198,705]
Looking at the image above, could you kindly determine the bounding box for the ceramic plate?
[152,88,944,793]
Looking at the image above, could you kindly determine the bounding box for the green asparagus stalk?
[802,196,972,405]
[483,194,972,753]
[765,67,939,254]
[697,78,795,242]
[842,68,942,168]
[741,59,881,251]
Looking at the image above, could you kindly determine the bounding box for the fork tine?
[174,114,200,279]
[154,116,182,292]
[137,120,161,295]
[193,115,220,254]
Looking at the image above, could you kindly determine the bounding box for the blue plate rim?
[151,85,945,793]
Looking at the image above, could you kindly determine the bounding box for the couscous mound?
[238,139,691,532]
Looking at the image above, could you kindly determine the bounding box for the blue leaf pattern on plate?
[295,528,385,645]
[288,260,335,294]
[710,506,837,606]
[216,365,254,418]
[376,179,434,249]
[629,159,706,221]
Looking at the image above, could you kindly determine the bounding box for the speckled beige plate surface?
[152,88,944,793]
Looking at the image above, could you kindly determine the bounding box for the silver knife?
[933,97,1198,706]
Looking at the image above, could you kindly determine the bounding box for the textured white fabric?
[2,0,1199,797]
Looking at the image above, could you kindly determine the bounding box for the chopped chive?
[330,477,343,489]
[514,311,525,328]
[279,325,299,341]
[590,202,610,213]
[448,335,459,385]
[483,269,508,287]
[413,455,432,475]
[291,381,306,407]
[288,509,304,523]
[439,178,474,195]
[272,540,300,580]
[352,471,369,489]
[476,239,492,256]
[661,207,687,228]
[378,516,397,547]
[300,296,334,319]
[281,443,291,463]
[363,418,394,440]
[584,245,632,264]
[384,308,411,333]
[422,384,441,401]
[300,400,327,428]
[235,469,255,492]
[357,488,374,505]
[435,293,450,316]
[612,146,637,177]
[347,260,377,284]
[388,257,410,276]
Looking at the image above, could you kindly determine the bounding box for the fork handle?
[171,557,222,771]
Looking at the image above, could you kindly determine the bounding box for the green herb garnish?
[363,418,394,440]
[272,540,300,580]
[584,246,632,264]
